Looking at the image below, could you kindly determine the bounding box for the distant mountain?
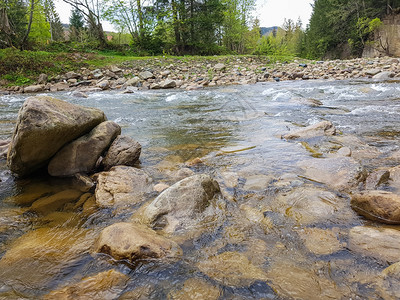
[260,26,279,36]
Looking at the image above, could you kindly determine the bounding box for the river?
[0,79,400,299]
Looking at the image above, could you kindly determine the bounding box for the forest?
[0,0,399,58]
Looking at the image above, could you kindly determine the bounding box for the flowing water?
[0,79,400,299]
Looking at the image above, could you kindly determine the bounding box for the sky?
[55,0,315,32]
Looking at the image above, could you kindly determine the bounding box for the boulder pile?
[7,96,141,177]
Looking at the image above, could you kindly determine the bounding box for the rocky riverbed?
[0,79,400,298]
[2,55,400,95]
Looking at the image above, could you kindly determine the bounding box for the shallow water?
[1,79,400,299]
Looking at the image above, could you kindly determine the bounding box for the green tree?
[0,0,27,47]
[69,7,84,41]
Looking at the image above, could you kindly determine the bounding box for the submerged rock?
[348,226,400,263]
[376,261,400,299]
[43,269,129,300]
[29,189,83,214]
[297,227,343,255]
[95,166,153,207]
[7,96,105,177]
[0,227,96,293]
[272,186,354,225]
[351,190,400,224]
[135,174,220,234]
[283,120,336,140]
[298,157,363,191]
[196,251,268,287]
[102,135,141,171]
[48,121,121,176]
[169,278,221,300]
[267,261,344,299]
[94,222,182,262]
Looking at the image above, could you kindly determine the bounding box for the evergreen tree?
[69,7,84,41]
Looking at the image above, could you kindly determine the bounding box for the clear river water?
[0,79,400,299]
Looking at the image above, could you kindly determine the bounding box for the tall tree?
[43,0,64,41]
[69,7,84,40]
[62,0,108,47]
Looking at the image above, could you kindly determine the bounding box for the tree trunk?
[21,0,35,49]
[171,0,181,54]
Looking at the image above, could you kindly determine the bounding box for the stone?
[243,174,273,191]
[273,186,354,225]
[136,174,220,234]
[267,261,344,299]
[365,169,390,189]
[7,96,106,177]
[154,183,170,193]
[101,135,141,170]
[283,120,336,140]
[72,91,88,98]
[297,227,343,255]
[138,71,154,80]
[150,83,161,89]
[365,69,381,76]
[337,146,352,157]
[220,171,239,188]
[0,227,96,292]
[30,189,83,214]
[373,71,394,80]
[298,157,363,191]
[95,166,153,207]
[348,226,400,263]
[110,65,122,73]
[43,269,129,300]
[48,121,120,177]
[388,165,400,193]
[37,73,48,84]
[196,251,268,287]
[94,222,182,262]
[23,84,44,93]
[169,278,221,300]
[160,79,176,89]
[214,63,226,71]
[351,190,400,224]
[123,77,141,87]
[50,82,69,92]
[96,79,110,90]
[65,71,81,79]
[376,261,400,299]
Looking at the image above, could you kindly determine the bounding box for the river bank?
[1,55,400,95]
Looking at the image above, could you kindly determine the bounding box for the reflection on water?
[0,79,400,298]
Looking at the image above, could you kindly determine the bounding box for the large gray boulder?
[94,222,182,262]
[136,174,220,234]
[95,166,153,207]
[48,121,121,177]
[102,135,141,171]
[7,96,106,177]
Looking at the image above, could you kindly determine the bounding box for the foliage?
[304,0,400,59]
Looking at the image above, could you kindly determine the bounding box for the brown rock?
[169,278,221,300]
[30,189,83,214]
[94,222,182,262]
[351,190,400,224]
[95,166,153,207]
[102,135,141,171]
[348,226,400,263]
[196,251,268,287]
[298,227,343,255]
[44,269,129,300]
